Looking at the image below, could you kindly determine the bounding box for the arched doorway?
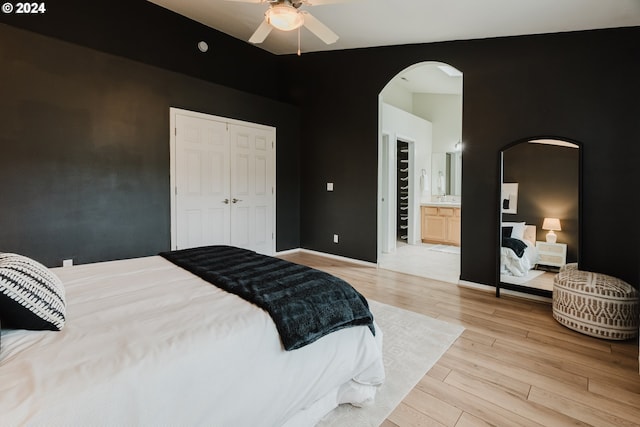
[377,61,463,283]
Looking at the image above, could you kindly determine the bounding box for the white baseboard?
[274,248,302,257]
[459,279,551,302]
[275,247,377,268]
[276,251,550,302]
[458,279,493,292]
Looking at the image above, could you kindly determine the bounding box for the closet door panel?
[229,124,275,254]
[175,114,230,250]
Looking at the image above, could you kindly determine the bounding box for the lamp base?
[546,231,557,243]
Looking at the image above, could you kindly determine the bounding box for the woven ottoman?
[553,269,639,340]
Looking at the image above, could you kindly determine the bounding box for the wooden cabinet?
[421,206,461,246]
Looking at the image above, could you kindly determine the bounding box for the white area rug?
[318,300,464,427]
[501,269,545,285]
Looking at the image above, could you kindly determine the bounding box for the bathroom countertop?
[421,201,461,207]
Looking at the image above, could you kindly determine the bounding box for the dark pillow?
[501,226,513,238]
[0,253,66,331]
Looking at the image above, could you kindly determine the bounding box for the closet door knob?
[222,198,229,204]
[232,198,242,204]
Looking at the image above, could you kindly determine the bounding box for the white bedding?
[500,224,539,277]
[0,256,384,426]
[500,240,538,277]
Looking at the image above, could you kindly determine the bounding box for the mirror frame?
[495,136,583,298]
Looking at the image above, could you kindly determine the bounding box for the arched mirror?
[497,138,581,297]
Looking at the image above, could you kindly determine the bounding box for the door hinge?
[174,127,177,136]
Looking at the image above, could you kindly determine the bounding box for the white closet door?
[175,114,230,249]
[229,124,275,255]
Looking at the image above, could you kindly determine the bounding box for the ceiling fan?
[226,0,346,51]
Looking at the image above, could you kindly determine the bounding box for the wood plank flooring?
[278,251,640,427]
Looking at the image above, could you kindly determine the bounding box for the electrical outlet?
[333,234,339,243]
[327,182,334,191]
[62,259,73,267]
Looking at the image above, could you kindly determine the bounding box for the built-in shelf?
[397,141,409,243]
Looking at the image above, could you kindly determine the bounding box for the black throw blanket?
[502,237,528,258]
[160,245,375,351]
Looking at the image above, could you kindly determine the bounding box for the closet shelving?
[397,141,409,243]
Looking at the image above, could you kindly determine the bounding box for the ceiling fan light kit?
[232,0,342,51]
[266,4,304,31]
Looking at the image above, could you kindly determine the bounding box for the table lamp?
[542,217,561,243]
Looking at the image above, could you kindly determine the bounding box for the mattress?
[0,255,384,426]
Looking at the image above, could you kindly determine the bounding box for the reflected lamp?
[542,217,561,243]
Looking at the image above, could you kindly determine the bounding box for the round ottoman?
[553,269,639,340]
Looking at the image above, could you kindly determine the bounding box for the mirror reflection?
[498,138,580,296]
[431,149,462,198]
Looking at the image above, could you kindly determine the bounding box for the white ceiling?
[147,0,640,56]
[391,63,463,95]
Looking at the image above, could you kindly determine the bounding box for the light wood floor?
[278,251,640,427]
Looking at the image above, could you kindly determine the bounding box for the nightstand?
[536,241,567,270]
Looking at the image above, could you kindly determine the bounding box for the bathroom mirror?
[497,138,581,297]
[431,151,462,197]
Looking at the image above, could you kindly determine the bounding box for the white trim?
[458,280,552,302]
[275,253,550,302]
[457,279,493,292]
[274,248,302,257]
[169,110,177,249]
[277,248,377,268]
[300,249,377,267]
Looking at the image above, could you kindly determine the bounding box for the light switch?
[327,182,334,191]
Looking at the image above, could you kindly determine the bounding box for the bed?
[500,222,539,277]
[0,246,385,426]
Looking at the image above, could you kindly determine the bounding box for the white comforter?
[501,240,538,277]
[0,256,384,426]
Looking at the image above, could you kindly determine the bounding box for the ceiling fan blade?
[301,12,338,44]
[249,20,273,44]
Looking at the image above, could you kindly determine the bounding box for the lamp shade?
[542,217,561,231]
[542,217,561,243]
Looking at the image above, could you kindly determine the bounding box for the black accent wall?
[1,6,638,289]
[280,28,639,288]
[0,0,280,99]
[0,24,300,266]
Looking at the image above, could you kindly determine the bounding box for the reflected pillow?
[0,253,66,331]
[502,222,526,241]
[501,226,513,238]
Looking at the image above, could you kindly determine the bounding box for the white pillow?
[502,222,526,241]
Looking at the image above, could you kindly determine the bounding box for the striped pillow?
[0,253,66,331]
